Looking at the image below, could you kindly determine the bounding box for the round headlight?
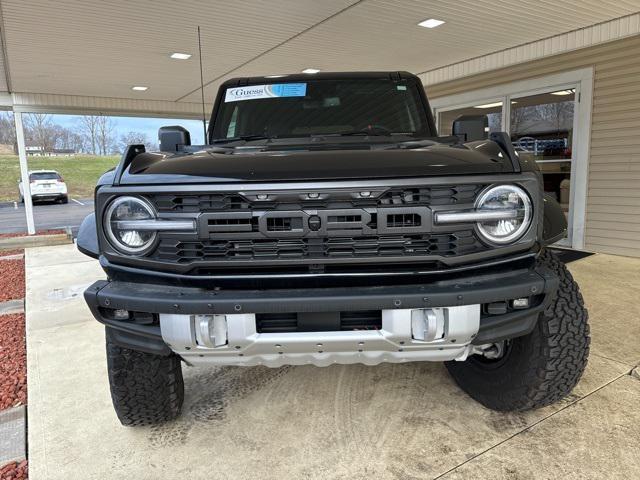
[104,196,157,255]
[475,185,532,244]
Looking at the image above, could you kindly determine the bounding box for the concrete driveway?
[0,199,93,234]
[25,245,640,479]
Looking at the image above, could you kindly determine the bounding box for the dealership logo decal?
[225,83,307,102]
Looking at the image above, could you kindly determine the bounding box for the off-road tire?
[106,340,184,426]
[445,249,590,411]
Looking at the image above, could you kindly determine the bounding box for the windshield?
[30,172,61,181]
[211,78,431,141]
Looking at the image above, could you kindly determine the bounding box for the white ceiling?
[1,0,639,109]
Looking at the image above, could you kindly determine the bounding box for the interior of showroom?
[0,1,639,256]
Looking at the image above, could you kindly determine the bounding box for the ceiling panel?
[0,0,355,100]
[1,0,639,106]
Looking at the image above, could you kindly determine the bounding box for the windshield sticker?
[225,83,307,102]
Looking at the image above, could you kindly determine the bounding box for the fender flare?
[77,212,99,259]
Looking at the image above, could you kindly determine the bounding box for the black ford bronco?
[78,71,589,426]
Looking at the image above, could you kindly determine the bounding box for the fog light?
[411,308,445,342]
[512,298,530,309]
[256,194,269,200]
[112,309,130,320]
[307,192,320,199]
[194,314,228,348]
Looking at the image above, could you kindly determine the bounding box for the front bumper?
[32,191,66,200]
[85,262,558,367]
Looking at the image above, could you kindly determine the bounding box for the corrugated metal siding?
[427,35,640,257]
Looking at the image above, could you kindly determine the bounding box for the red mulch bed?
[0,259,24,303]
[0,313,26,410]
[0,229,65,239]
[0,313,26,411]
[0,460,28,479]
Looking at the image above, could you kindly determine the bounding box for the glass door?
[509,89,576,242]
[431,68,593,249]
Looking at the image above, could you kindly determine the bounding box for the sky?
[52,114,207,146]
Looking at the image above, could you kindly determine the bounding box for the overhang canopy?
[0,0,639,116]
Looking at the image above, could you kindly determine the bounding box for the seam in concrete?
[432,370,633,479]
[590,352,636,369]
[0,299,24,315]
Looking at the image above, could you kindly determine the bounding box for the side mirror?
[452,115,489,142]
[158,126,191,152]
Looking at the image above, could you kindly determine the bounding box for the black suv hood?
[121,140,512,184]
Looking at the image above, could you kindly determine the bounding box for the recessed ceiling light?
[473,101,503,109]
[131,86,148,91]
[170,52,192,60]
[418,18,445,29]
[551,89,575,96]
[302,68,320,74]
[265,74,287,78]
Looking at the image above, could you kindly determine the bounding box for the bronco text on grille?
[146,183,488,272]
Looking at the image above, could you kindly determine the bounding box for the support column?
[14,112,35,235]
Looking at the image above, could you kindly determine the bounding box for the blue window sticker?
[225,83,307,102]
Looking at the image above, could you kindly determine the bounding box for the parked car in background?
[19,169,68,204]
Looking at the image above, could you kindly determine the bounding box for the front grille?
[155,231,482,263]
[150,184,482,213]
[256,310,382,333]
[146,183,490,272]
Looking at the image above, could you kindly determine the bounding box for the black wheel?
[445,249,590,411]
[60,195,69,204]
[106,338,184,426]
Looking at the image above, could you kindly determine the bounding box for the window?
[438,102,503,136]
[510,90,575,217]
[212,79,431,140]
[29,172,61,181]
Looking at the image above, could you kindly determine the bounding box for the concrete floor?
[25,245,640,480]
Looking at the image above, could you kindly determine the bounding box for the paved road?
[0,198,94,234]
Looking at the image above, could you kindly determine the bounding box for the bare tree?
[119,131,155,152]
[0,112,17,150]
[24,113,58,152]
[79,115,100,154]
[96,115,115,155]
[535,101,574,132]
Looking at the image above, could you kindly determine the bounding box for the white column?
[14,111,35,235]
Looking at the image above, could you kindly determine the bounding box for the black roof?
[220,71,420,88]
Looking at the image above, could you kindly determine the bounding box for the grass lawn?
[0,154,119,202]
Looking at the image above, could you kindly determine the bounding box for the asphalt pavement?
[0,198,94,235]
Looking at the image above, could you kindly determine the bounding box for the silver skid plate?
[160,305,480,367]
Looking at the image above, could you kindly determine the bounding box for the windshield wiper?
[213,134,273,143]
[318,131,389,137]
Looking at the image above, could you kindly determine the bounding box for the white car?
[19,169,68,204]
